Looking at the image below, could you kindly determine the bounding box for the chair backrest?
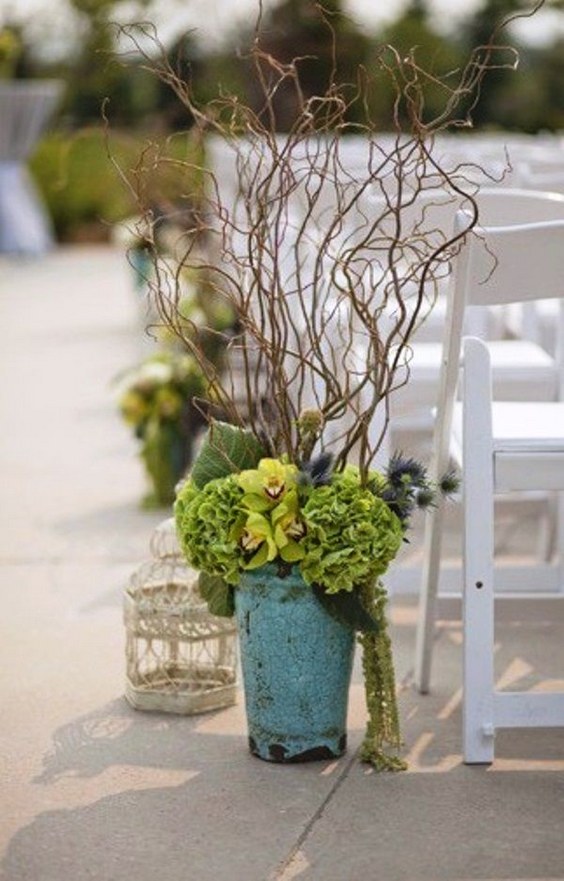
[430,214,564,479]
[473,189,564,344]
[465,219,564,307]
[478,187,564,225]
[362,187,564,339]
[363,186,564,261]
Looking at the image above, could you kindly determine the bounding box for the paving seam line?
[269,745,359,881]
[270,649,419,879]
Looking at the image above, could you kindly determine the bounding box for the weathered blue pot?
[235,564,355,763]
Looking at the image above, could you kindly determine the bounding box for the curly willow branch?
[113,1,544,484]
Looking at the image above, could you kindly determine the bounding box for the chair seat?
[404,338,556,398]
[452,401,564,451]
[451,400,564,491]
[391,340,557,424]
[389,297,505,344]
[409,338,554,380]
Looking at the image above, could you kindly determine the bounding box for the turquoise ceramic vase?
[235,564,355,763]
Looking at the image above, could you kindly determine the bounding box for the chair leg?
[415,498,446,694]
[462,543,495,763]
[462,337,495,764]
[535,494,555,563]
[557,492,564,588]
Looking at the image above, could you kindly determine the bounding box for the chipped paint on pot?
[235,564,355,763]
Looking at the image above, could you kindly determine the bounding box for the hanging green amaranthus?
[358,580,407,772]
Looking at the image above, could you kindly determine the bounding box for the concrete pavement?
[0,246,563,881]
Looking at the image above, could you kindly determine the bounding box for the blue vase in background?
[235,564,355,763]
[129,246,152,293]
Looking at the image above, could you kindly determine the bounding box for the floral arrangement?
[117,1,521,769]
[116,228,238,506]
[175,420,457,770]
[118,350,207,506]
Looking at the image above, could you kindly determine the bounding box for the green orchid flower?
[238,511,279,569]
[271,490,306,562]
[233,486,307,568]
[238,458,298,505]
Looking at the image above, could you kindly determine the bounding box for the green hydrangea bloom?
[300,470,403,594]
[174,476,244,585]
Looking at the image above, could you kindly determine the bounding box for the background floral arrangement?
[116,248,238,506]
[0,28,20,79]
[118,350,207,506]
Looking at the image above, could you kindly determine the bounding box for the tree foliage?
[6,0,564,133]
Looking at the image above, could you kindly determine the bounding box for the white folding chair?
[462,334,564,762]
[415,216,564,761]
[384,191,564,594]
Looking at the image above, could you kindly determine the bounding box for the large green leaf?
[190,422,265,489]
[198,572,235,618]
[312,585,379,633]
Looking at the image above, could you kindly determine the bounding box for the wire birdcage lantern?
[124,519,238,714]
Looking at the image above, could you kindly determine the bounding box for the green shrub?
[29,129,203,242]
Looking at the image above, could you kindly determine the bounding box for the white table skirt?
[0,81,62,255]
